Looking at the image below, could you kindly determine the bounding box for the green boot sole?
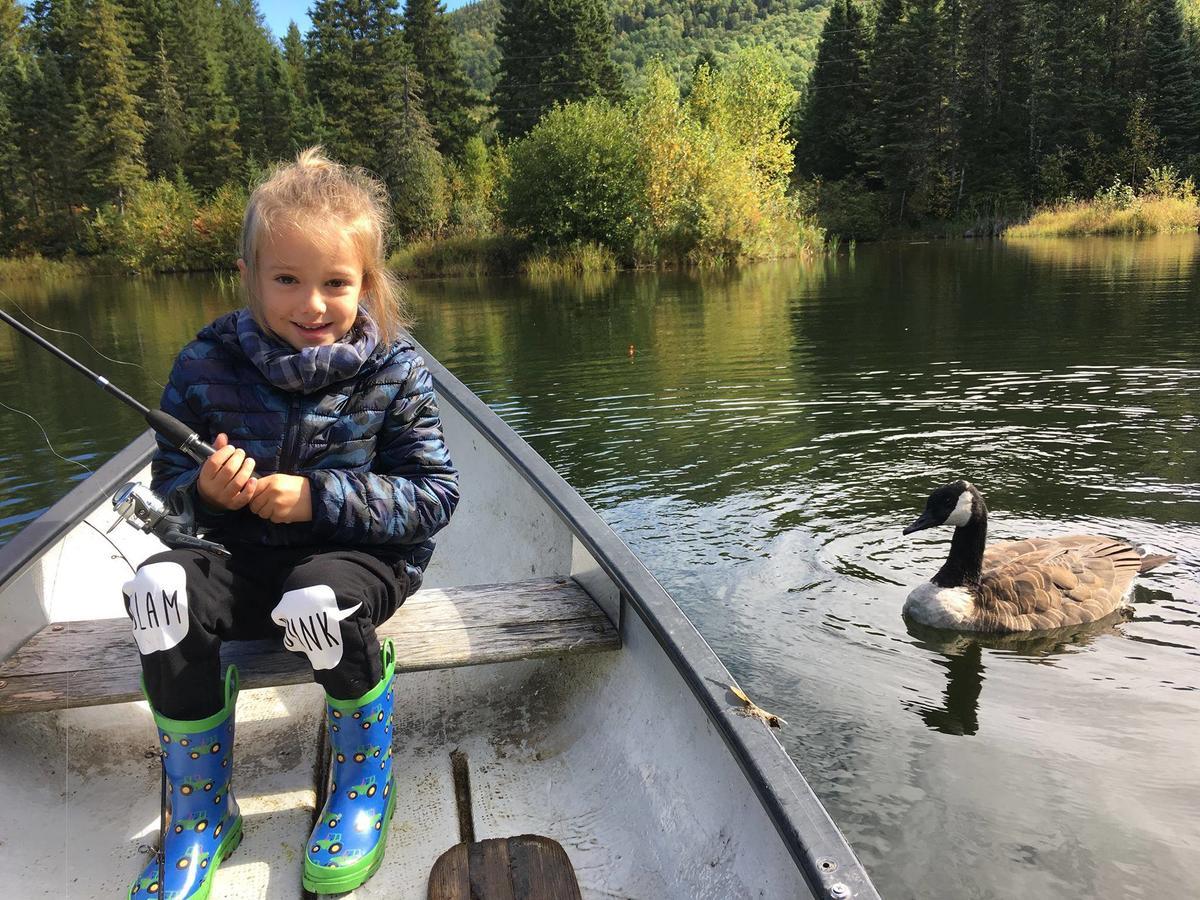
[301,782,397,894]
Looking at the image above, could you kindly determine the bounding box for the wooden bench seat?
[0,577,619,715]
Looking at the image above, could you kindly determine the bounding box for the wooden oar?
[427,750,582,900]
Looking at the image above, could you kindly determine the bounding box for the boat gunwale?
[0,344,879,900]
[0,431,157,597]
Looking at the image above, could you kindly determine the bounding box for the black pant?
[124,544,411,720]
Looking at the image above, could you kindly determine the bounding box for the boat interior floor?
[0,575,811,899]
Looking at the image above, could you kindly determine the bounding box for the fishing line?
[0,398,93,474]
[0,291,165,390]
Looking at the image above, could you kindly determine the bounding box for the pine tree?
[402,0,477,158]
[74,0,146,208]
[796,0,871,181]
[1026,0,1106,199]
[0,5,25,244]
[160,0,241,192]
[493,0,624,140]
[1143,0,1200,170]
[867,0,914,212]
[307,0,413,170]
[380,63,448,236]
[307,0,446,223]
[958,0,1032,208]
[144,35,186,179]
[282,19,325,146]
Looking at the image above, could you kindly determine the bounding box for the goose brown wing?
[977,537,1140,632]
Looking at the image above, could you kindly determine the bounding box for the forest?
[1,0,1199,274]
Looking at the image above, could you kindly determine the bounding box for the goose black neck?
[933,507,987,588]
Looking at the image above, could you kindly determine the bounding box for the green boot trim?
[301,778,397,894]
[145,665,240,732]
[324,640,396,712]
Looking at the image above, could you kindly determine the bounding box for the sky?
[258,1,473,38]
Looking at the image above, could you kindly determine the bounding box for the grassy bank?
[0,254,92,283]
[1008,175,1200,237]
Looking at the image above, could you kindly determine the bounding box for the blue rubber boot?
[129,667,243,900]
[303,640,397,893]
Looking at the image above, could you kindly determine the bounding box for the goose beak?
[903,512,938,535]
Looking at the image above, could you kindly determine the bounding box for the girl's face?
[239,225,365,351]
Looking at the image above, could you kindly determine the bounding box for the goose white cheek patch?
[271,585,362,671]
[122,562,190,655]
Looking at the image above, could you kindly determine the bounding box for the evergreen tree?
[866,0,913,211]
[1027,0,1108,199]
[160,0,241,192]
[379,65,448,235]
[796,0,871,181]
[1143,0,1200,171]
[74,0,146,207]
[307,0,446,224]
[0,4,25,244]
[493,0,624,140]
[958,0,1032,207]
[282,19,325,146]
[282,19,307,88]
[144,35,187,179]
[402,0,477,158]
[307,0,415,170]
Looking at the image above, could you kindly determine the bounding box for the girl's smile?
[239,225,365,351]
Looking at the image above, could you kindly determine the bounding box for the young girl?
[122,147,459,899]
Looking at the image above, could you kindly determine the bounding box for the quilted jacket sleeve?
[149,350,227,527]
[306,357,460,546]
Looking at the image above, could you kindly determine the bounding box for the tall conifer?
[958,0,1031,207]
[402,0,477,158]
[144,35,186,178]
[1144,0,1200,170]
[493,0,623,140]
[74,0,146,207]
[796,0,871,181]
[308,0,447,223]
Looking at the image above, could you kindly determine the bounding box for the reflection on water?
[2,234,1199,899]
[903,614,1129,737]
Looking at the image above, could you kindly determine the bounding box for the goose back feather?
[902,481,1172,633]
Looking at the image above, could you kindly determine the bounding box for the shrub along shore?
[3,170,1198,286]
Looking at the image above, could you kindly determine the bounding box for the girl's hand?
[196,433,258,510]
[248,474,313,524]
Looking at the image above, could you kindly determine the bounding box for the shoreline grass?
[0,254,92,283]
[1007,195,1200,237]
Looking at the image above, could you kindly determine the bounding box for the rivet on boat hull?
[829,883,851,899]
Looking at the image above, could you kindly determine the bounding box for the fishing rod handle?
[145,409,215,461]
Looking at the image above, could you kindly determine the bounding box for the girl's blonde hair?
[239,146,409,343]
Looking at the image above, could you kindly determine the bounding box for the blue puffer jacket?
[151,310,459,587]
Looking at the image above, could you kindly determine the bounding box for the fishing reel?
[109,482,231,557]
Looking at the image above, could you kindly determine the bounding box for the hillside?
[448,0,833,93]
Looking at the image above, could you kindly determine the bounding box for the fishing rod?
[0,307,215,462]
[0,307,228,556]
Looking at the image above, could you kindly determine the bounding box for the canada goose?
[902,480,1173,633]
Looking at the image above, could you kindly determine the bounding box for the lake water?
[2,236,1198,898]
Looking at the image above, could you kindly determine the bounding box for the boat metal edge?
[0,432,157,597]
[414,342,881,900]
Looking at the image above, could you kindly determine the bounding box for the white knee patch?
[122,562,190,655]
[271,585,362,671]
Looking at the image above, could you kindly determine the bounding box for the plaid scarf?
[235,308,380,394]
